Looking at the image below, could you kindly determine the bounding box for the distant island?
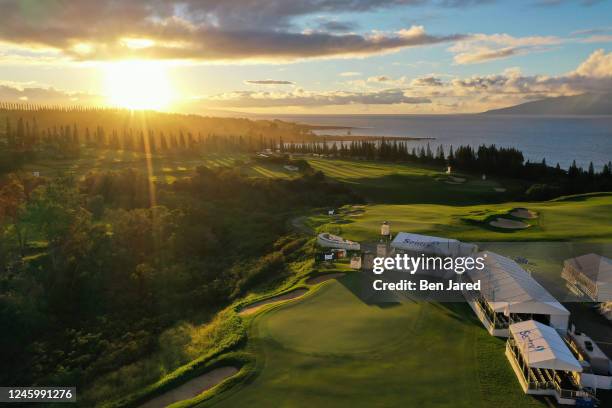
[484,92,612,115]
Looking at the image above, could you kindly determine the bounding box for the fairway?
[313,193,612,243]
[202,274,544,408]
[21,149,301,182]
[307,158,525,205]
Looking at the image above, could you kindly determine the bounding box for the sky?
[0,0,611,114]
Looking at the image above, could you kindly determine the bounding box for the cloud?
[0,1,467,63]
[367,75,392,82]
[570,26,612,36]
[245,80,295,85]
[574,48,612,77]
[340,71,362,76]
[451,50,612,97]
[316,19,356,32]
[535,0,604,6]
[411,76,444,86]
[449,33,561,64]
[0,81,103,105]
[205,88,431,107]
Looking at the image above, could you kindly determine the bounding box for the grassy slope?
[203,274,543,408]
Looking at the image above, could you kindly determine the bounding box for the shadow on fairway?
[339,173,523,206]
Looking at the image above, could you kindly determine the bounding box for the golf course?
[10,150,612,407]
[132,156,609,408]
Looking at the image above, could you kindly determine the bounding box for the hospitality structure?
[562,253,612,302]
[465,251,570,336]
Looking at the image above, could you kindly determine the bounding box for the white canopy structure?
[316,233,360,251]
[562,253,612,302]
[509,320,582,372]
[467,251,570,333]
[390,232,477,257]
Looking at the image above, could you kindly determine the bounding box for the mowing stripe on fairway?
[309,161,363,179]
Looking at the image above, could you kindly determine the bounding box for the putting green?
[203,274,543,408]
[260,276,421,354]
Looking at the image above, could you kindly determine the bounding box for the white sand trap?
[239,289,308,316]
[139,366,239,408]
[306,273,345,285]
[450,176,466,183]
[510,208,538,219]
[489,218,529,230]
[494,187,507,192]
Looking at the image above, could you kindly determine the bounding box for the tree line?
[282,139,612,198]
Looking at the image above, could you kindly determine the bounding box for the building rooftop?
[564,253,612,284]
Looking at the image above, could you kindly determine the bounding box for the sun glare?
[103,60,173,110]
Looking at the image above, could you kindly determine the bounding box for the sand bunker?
[450,176,466,183]
[494,187,507,192]
[139,366,239,408]
[239,289,308,316]
[510,208,538,219]
[489,218,529,230]
[306,273,345,285]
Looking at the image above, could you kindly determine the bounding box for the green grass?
[311,193,612,243]
[201,274,544,408]
[307,158,526,205]
[21,149,301,182]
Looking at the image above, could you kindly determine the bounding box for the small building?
[332,248,347,258]
[380,221,390,238]
[362,251,375,271]
[465,251,570,337]
[317,232,360,251]
[350,255,362,270]
[390,232,477,258]
[505,320,595,406]
[376,243,388,257]
[562,253,612,302]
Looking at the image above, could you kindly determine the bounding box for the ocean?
[268,114,612,170]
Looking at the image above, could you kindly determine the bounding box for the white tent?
[316,233,360,251]
[390,232,476,257]
[468,251,569,331]
[510,320,582,372]
[563,253,612,302]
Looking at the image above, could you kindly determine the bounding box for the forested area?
[0,165,359,393]
[0,105,312,174]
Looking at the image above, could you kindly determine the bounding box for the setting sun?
[103,60,173,110]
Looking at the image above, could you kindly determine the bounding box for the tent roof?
[564,253,612,284]
[391,232,458,246]
[510,320,582,372]
[468,252,569,316]
[390,232,476,256]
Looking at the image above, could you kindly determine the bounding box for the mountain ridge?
[484,93,612,115]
